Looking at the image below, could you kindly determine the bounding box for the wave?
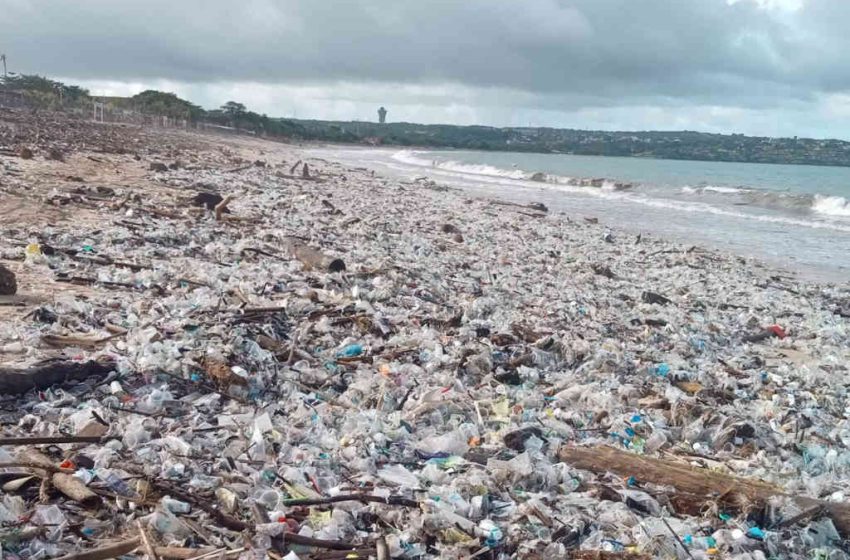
[391,150,850,230]
[392,150,633,190]
[681,185,750,195]
[812,195,850,217]
[392,150,527,180]
[681,185,850,218]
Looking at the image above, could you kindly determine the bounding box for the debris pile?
[1,108,850,559]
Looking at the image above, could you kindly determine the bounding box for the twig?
[287,326,303,365]
[774,505,825,529]
[283,533,366,551]
[661,517,694,559]
[185,549,245,560]
[280,494,419,508]
[225,164,253,173]
[0,435,108,446]
[154,548,217,560]
[137,520,160,560]
[215,195,233,221]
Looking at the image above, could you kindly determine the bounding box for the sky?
[4,0,850,138]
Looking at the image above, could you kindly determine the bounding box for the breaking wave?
[812,195,850,217]
[392,150,632,190]
[681,186,850,218]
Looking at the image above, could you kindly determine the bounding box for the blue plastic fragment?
[337,344,364,357]
[631,414,642,423]
[747,527,766,540]
[655,363,671,376]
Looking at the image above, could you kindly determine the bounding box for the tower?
[378,106,387,124]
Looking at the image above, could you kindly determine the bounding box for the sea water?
[310,146,850,283]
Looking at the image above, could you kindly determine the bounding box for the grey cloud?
[4,0,850,136]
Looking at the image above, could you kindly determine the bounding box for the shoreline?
[312,144,850,285]
[2,115,850,557]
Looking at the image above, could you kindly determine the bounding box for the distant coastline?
[292,119,850,168]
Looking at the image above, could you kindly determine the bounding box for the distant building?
[378,106,387,124]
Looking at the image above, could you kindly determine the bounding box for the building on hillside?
[378,106,387,124]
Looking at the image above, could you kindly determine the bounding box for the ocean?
[310,146,850,283]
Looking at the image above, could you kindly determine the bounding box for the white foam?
[392,150,527,180]
[680,185,748,195]
[812,195,850,217]
[704,186,748,194]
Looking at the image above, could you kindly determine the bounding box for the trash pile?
[1,109,850,559]
[0,107,203,160]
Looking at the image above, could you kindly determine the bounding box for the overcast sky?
[4,0,850,138]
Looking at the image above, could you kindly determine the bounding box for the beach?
[2,113,850,558]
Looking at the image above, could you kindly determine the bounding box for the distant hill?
[290,119,850,167]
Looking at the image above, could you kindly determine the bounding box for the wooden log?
[0,358,114,395]
[53,537,140,560]
[559,445,850,536]
[282,237,345,272]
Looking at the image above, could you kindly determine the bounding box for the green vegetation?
[128,90,205,120]
[0,73,90,109]
[4,72,850,166]
[291,120,850,167]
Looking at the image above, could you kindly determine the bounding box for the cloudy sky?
[4,0,850,138]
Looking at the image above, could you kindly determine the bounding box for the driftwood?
[280,493,419,508]
[490,200,548,213]
[53,472,100,505]
[214,194,233,221]
[559,445,850,536]
[0,435,107,446]
[569,553,651,560]
[283,533,366,551]
[154,548,217,560]
[17,449,100,506]
[282,237,345,272]
[225,164,253,173]
[42,334,110,349]
[53,538,140,560]
[137,520,160,560]
[0,357,115,395]
[641,291,673,306]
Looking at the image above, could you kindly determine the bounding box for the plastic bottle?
[161,497,191,514]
